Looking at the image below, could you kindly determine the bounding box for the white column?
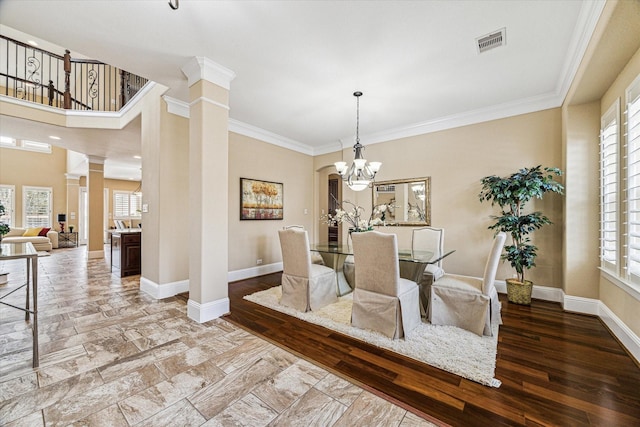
[181,57,236,322]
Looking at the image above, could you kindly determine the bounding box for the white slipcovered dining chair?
[412,226,446,284]
[412,226,445,314]
[429,232,506,336]
[283,225,325,265]
[278,228,338,312]
[351,231,421,339]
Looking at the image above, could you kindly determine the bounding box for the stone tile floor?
[0,246,439,426]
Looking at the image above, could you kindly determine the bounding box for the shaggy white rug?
[245,286,501,388]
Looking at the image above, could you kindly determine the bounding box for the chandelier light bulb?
[335,91,382,192]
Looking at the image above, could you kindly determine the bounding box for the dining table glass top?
[309,244,435,264]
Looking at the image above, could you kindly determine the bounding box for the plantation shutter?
[114,191,142,219]
[24,187,52,228]
[600,103,619,272]
[130,193,142,218]
[626,76,640,283]
[114,192,130,219]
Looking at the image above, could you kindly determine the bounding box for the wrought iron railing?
[0,34,148,111]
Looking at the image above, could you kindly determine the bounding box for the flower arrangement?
[0,204,10,238]
[408,202,426,221]
[322,197,393,232]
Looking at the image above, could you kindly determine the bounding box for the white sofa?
[2,227,59,251]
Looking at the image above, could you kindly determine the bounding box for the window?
[0,136,51,153]
[599,73,640,289]
[0,185,15,226]
[113,191,142,220]
[626,75,640,284]
[23,186,52,228]
[600,102,619,273]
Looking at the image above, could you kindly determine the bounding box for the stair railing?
[1,34,148,112]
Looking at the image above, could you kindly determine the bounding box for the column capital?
[87,155,106,165]
[181,57,236,90]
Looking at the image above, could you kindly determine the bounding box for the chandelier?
[334,91,381,191]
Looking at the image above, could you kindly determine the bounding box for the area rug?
[245,286,501,388]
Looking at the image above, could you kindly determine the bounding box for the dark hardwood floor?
[225,273,640,427]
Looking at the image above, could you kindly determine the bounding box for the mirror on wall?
[372,177,431,226]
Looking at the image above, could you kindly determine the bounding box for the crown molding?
[181,56,236,90]
[229,119,314,156]
[87,155,105,165]
[554,0,607,104]
[337,91,562,148]
[163,95,190,118]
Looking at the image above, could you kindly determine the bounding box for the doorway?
[328,177,339,244]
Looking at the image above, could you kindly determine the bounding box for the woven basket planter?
[506,278,533,305]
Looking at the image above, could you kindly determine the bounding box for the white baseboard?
[494,280,564,303]
[495,279,639,364]
[562,295,639,364]
[87,250,104,259]
[598,302,640,363]
[140,276,189,299]
[563,294,600,315]
[187,297,230,323]
[228,262,283,283]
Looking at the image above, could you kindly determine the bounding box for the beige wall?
[562,102,600,300]
[0,144,67,229]
[315,109,564,286]
[228,132,315,271]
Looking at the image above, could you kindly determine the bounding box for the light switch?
[142,204,149,213]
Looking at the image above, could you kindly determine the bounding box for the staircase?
[0,34,148,112]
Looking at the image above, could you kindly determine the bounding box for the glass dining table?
[310,243,453,297]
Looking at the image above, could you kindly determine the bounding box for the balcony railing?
[0,34,148,111]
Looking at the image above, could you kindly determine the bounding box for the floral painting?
[240,178,283,220]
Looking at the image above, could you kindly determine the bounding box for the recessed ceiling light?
[133,155,141,159]
[49,135,61,140]
[27,40,38,47]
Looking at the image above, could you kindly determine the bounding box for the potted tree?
[0,203,9,242]
[478,165,563,304]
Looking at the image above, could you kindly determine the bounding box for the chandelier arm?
[334,90,381,192]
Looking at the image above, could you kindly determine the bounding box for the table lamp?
[57,214,66,233]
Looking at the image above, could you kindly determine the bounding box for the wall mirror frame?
[372,177,431,226]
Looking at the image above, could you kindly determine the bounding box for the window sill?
[599,268,640,302]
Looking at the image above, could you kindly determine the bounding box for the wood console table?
[110,229,141,277]
[58,231,78,248]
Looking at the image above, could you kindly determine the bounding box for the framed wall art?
[240,178,284,220]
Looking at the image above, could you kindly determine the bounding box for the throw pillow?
[38,227,51,236]
[23,227,42,236]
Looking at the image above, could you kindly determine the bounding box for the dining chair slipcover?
[278,228,338,312]
[429,232,506,336]
[283,225,325,265]
[411,226,445,313]
[343,255,355,287]
[412,226,445,283]
[351,231,421,339]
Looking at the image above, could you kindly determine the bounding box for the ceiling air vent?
[476,28,506,54]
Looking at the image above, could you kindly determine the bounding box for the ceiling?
[0,1,606,179]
